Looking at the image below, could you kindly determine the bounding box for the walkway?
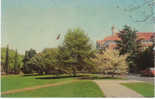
[94,80,144,97]
[127,74,154,84]
[2,80,79,95]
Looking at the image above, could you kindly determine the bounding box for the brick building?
[96,32,155,50]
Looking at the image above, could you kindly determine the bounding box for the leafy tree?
[27,48,60,75]
[94,49,128,77]
[41,48,61,74]
[28,53,45,75]
[59,28,95,76]
[22,49,37,74]
[116,25,142,73]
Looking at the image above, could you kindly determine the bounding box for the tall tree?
[116,25,142,73]
[1,47,24,74]
[4,45,9,74]
[60,28,95,76]
[14,49,18,73]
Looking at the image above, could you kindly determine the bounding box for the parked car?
[141,67,155,77]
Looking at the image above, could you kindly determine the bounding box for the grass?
[2,74,126,97]
[1,75,73,92]
[121,82,155,97]
[2,80,104,97]
[1,74,126,92]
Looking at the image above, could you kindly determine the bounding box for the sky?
[1,0,154,54]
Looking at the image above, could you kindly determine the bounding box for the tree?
[14,49,18,73]
[22,49,37,74]
[115,0,154,23]
[135,46,154,71]
[27,48,60,75]
[1,47,24,74]
[4,45,9,74]
[94,49,128,77]
[59,28,95,76]
[116,25,142,73]
[13,49,22,74]
[41,48,61,75]
[28,53,45,75]
[116,25,140,54]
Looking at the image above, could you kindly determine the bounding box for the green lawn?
[2,75,104,97]
[121,82,154,97]
[1,75,73,92]
[2,80,104,97]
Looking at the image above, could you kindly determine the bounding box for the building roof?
[136,32,155,40]
[103,35,120,41]
[97,32,155,43]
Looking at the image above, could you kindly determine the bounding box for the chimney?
[112,25,115,35]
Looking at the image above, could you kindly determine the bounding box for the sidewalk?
[94,80,144,97]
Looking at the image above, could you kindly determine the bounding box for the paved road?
[127,75,154,84]
[94,80,144,98]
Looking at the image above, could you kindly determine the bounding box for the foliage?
[94,49,128,77]
[22,49,37,74]
[27,48,60,75]
[4,45,9,74]
[135,46,154,71]
[115,25,142,72]
[41,48,61,74]
[1,47,23,74]
[14,49,20,74]
[116,25,141,54]
[58,28,96,76]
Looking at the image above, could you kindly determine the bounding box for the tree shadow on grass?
[77,76,125,80]
[22,74,125,80]
[34,75,85,79]
[22,74,42,77]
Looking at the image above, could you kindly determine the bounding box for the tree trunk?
[111,72,114,78]
[39,70,43,75]
[72,67,76,77]
[45,72,48,75]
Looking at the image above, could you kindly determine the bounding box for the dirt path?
[2,80,79,95]
[94,80,144,97]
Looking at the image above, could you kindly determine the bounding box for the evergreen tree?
[1,47,24,74]
[4,45,9,74]
[59,28,95,76]
[14,49,18,73]
[136,46,154,71]
[116,25,142,73]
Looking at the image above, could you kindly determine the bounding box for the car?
[141,67,155,77]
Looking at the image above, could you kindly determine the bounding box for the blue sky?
[2,0,154,54]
